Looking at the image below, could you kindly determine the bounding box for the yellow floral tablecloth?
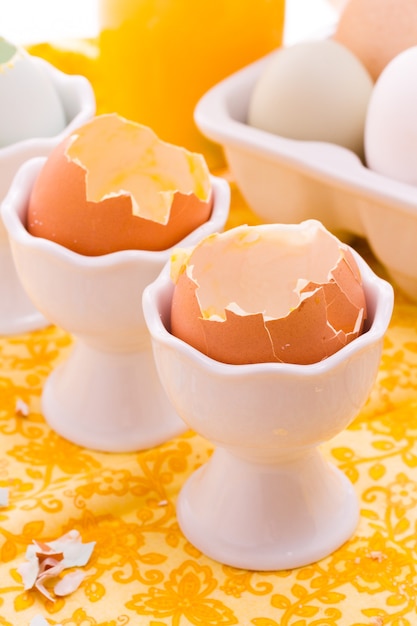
[1,177,417,626]
[1,41,417,626]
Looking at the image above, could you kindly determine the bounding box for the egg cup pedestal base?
[42,340,187,453]
[143,238,394,572]
[0,239,48,335]
[177,446,359,571]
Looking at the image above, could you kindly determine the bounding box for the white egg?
[0,37,66,147]
[248,39,374,159]
[365,45,417,185]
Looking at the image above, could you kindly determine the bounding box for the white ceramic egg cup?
[143,252,393,570]
[0,58,95,335]
[1,158,230,453]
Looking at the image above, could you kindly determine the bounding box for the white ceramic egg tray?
[195,49,417,301]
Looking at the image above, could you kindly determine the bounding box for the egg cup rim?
[143,248,394,377]
[1,157,231,269]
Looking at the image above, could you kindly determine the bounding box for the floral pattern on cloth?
[0,183,417,626]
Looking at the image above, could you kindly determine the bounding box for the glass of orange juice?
[98,0,285,169]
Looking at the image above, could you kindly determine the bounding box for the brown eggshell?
[170,223,367,366]
[265,286,347,365]
[27,114,213,255]
[334,0,417,81]
[171,271,276,364]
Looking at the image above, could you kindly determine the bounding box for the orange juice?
[98,0,285,169]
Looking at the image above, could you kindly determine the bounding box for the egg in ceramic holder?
[142,222,394,570]
[0,39,95,334]
[1,156,230,452]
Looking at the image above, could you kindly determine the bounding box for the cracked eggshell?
[27,113,213,255]
[170,221,367,365]
[0,37,66,147]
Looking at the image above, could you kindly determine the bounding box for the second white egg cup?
[1,158,230,452]
[143,251,393,570]
[0,58,96,335]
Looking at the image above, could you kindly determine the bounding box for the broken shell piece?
[54,569,87,596]
[170,220,367,365]
[17,529,95,601]
[30,617,62,626]
[0,487,9,507]
[15,398,29,417]
[27,113,213,255]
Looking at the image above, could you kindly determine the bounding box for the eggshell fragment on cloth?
[27,113,213,255]
[17,529,95,602]
[0,487,8,507]
[170,221,367,365]
[30,616,62,626]
[0,36,66,147]
[334,0,417,82]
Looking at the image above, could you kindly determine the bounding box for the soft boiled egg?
[0,36,66,147]
[27,114,213,255]
[170,220,367,366]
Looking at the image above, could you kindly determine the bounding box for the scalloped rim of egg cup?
[0,57,96,335]
[142,244,394,571]
[1,156,231,453]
